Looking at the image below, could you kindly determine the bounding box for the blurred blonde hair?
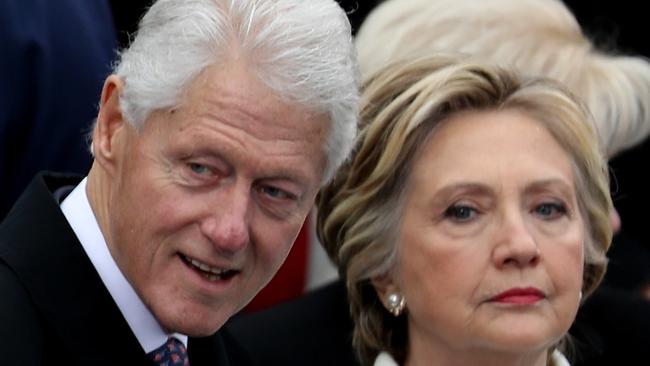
[355,0,650,156]
[317,56,613,365]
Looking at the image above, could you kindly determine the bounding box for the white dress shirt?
[60,177,188,353]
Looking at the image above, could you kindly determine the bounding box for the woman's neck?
[405,331,548,366]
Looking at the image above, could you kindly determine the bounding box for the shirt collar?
[374,352,399,366]
[60,177,188,352]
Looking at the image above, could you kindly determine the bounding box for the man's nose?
[492,211,540,268]
[199,185,251,255]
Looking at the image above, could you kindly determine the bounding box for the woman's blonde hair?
[355,0,650,156]
[317,56,613,365]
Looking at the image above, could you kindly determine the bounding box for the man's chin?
[167,321,224,338]
[157,310,228,337]
[184,326,222,338]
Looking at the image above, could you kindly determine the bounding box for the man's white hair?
[114,0,359,183]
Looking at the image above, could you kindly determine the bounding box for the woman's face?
[382,110,585,362]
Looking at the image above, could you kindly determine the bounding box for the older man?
[0,0,359,364]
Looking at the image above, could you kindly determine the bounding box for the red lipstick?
[490,287,545,305]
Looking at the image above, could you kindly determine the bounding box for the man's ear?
[93,75,128,176]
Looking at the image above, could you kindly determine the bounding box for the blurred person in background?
[0,0,117,220]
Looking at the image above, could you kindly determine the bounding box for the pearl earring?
[386,293,406,316]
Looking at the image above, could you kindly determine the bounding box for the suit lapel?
[0,174,150,365]
[189,327,255,366]
[189,335,230,365]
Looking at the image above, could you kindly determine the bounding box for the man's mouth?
[180,254,239,281]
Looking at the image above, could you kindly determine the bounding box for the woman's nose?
[492,212,540,268]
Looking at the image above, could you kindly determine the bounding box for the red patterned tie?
[147,337,190,366]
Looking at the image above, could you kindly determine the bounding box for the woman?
[317,56,613,366]
[354,2,650,363]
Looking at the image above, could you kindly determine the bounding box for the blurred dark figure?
[563,1,650,364]
[108,0,380,46]
[109,0,151,49]
[566,0,650,243]
[0,0,117,219]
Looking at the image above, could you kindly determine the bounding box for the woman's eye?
[444,205,477,222]
[534,202,566,220]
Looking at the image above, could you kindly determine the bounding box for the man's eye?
[259,185,293,200]
[188,163,211,175]
[444,205,477,222]
[534,202,566,220]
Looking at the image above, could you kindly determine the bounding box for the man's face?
[104,63,329,336]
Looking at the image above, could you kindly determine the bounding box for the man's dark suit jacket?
[0,173,250,365]
[227,279,360,366]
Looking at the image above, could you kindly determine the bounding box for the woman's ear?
[92,75,128,176]
[372,273,401,310]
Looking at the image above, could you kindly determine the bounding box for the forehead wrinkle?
[200,80,310,142]
[181,118,311,160]
[177,118,319,189]
[196,87,327,159]
[194,111,318,159]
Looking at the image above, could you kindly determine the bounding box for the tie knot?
[148,337,189,366]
